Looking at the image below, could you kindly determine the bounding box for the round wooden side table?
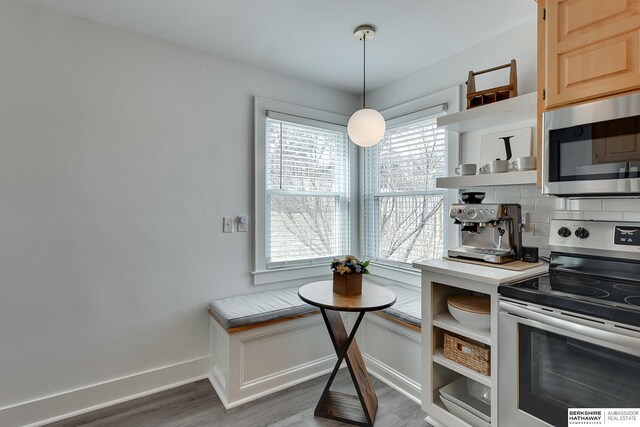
[298,280,396,426]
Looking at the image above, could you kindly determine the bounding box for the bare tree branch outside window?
[364,116,446,264]
[266,119,349,264]
[264,113,445,267]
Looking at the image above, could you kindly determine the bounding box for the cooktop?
[499,271,640,328]
[500,219,640,328]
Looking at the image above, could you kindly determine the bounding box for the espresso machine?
[447,192,523,264]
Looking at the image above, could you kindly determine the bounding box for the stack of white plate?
[439,377,491,427]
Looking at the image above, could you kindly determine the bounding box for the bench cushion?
[209,286,318,329]
[380,285,421,328]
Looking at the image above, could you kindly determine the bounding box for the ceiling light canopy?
[347,25,385,148]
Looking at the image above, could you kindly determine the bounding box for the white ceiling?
[26,0,537,93]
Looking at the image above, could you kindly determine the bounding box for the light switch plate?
[223,217,234,233]
[238,215,248,232]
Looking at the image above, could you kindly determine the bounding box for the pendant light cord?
[362,34,366,108]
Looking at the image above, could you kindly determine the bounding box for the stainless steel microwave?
[543,91,640,196]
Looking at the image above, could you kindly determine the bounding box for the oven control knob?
[558,227,571,238]
[575,227,589,239]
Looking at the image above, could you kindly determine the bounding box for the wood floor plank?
[46,370,429,427]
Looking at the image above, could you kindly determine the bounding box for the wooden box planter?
[333,273,363,296]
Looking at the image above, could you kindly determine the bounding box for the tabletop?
[298,280,396,312]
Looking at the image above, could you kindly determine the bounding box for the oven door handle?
[499,301,640,349]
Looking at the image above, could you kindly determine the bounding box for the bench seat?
[379,284,421,329]
[208,286,336,409]
[208,283,422,409]
[208,287,318,330]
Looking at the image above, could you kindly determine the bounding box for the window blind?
[363,113,446,264]
[265,116,350,266]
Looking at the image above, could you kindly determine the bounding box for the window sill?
[252,264,331,286]
[253,260,423,287]
[368,262,421,287]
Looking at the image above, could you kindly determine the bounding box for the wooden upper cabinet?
[544,0,640,109]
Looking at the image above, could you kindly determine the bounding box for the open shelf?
[433,312,491,345]
[436,170,537,189]
[437,92,536,133]
[433,347,491,387]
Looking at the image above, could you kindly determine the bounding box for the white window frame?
[253,97,358,285]
[360,86,461,286]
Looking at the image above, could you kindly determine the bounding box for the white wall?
[367,18,537,111]
[365,19,537,257]
[0,1,357,423]
[366,17,640,258]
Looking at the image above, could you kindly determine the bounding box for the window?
[265,113,350,266]
[255,89,458,285]
[254,98,356,284]
[363,107,447,265]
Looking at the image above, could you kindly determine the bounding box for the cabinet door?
[546,0,640,108]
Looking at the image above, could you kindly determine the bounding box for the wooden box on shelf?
[333,273,362,296]
[444,333,490,376]
[466,59,518,109]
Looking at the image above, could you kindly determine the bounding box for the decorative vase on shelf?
[330,255,369,296]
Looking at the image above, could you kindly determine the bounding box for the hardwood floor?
[47,370,429,427]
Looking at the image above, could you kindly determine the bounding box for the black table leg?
[314,308,378,426]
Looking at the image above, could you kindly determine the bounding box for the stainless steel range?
[498,219,640,427]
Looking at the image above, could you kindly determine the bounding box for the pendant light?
[347,25,385,148]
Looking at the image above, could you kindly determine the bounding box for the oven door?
[498,300,640,427]
[542,91,640,196]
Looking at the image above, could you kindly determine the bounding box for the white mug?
[455,163,477,176]
[480,159,509,174]
[509,156,537,172]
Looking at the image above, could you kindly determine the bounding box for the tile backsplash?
[463,185,640,255]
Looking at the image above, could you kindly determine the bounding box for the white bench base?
[359,313,422,404]
[208,292,421,409]
[209,311,341,409]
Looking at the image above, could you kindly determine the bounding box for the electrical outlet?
[223,217,234,233]
[238,215,248,232]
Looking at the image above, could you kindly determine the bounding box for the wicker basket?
[444,333,490,376]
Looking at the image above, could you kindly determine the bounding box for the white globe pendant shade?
[347,108,386,147]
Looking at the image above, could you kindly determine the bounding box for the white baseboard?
[426,415,447,427]
[0,356,209,427]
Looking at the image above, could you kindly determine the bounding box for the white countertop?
[412,257,548,286]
